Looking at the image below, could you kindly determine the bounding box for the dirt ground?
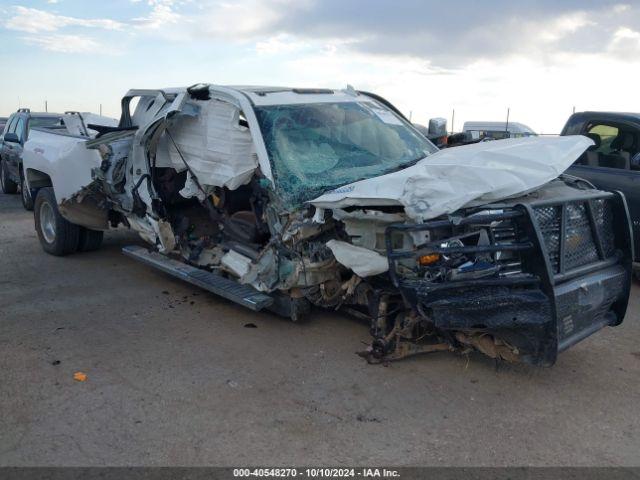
[1,191,639,467]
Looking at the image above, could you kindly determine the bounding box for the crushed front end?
[375,182,633,365]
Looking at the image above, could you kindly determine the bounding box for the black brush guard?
[385,191,633,365]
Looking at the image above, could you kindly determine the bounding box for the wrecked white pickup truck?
[23,85,633,366]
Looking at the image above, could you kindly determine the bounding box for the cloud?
[22,33,102,53]
[106,0,640,68]
[6,0,640,66]
[132,0,182,30]
[255,34,310,55]
[5,6,124,33]
[3,3,176,53]
[187,0,288,41]
[608,26,640,56]
[194,0,639,66]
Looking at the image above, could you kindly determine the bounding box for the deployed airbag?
[326,240,389,277]
[156,100,258,191]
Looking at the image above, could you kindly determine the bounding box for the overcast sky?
[1,0,639,133]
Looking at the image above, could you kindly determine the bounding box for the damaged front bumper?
[382,190,633,366]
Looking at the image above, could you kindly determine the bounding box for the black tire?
[78,227,104,252]
[34,187,80,256]
[0,159,18,194]
[20,168,34,211]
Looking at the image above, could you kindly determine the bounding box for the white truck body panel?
[23,129,99,202]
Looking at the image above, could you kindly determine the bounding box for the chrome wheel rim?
[39,201,56,243]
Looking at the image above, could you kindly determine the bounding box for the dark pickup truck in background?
[562,112,640,269]
[0,109,65,210]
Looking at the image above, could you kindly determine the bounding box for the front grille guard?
[385,190,633,297]
[382,190,633,365]
[384,209,535,295]
[524,191,632,287]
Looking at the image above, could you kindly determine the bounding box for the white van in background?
[463,121,537,140]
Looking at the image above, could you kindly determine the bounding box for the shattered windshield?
[255,100,437,207]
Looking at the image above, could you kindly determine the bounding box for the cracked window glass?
[255,101,437,207]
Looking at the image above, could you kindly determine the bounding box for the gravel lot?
[1,191,639,466]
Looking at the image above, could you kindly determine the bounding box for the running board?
[122,245,274,311]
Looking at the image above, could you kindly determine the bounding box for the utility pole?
[100,103,103,116]
[505,107,510,135]
[45,100,48,113]
[451,108,455,135]
[572,106,576,114]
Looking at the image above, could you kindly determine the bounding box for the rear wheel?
[0,159,18,194]
[78,227,104,252]
[20,168,34,211]
[34,187,80,256]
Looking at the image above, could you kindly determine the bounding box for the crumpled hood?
[311,136,592,221]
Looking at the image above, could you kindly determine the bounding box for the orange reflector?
[418,253,440,266]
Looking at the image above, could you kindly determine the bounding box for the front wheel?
[78,227,104,252]
[0,159,18,194]
[20,168,34,211]
[34,187,80,256]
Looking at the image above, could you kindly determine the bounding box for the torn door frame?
[106,86,279,249]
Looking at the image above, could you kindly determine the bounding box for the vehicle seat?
[584,133,601,166]
[609,132,635,169]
